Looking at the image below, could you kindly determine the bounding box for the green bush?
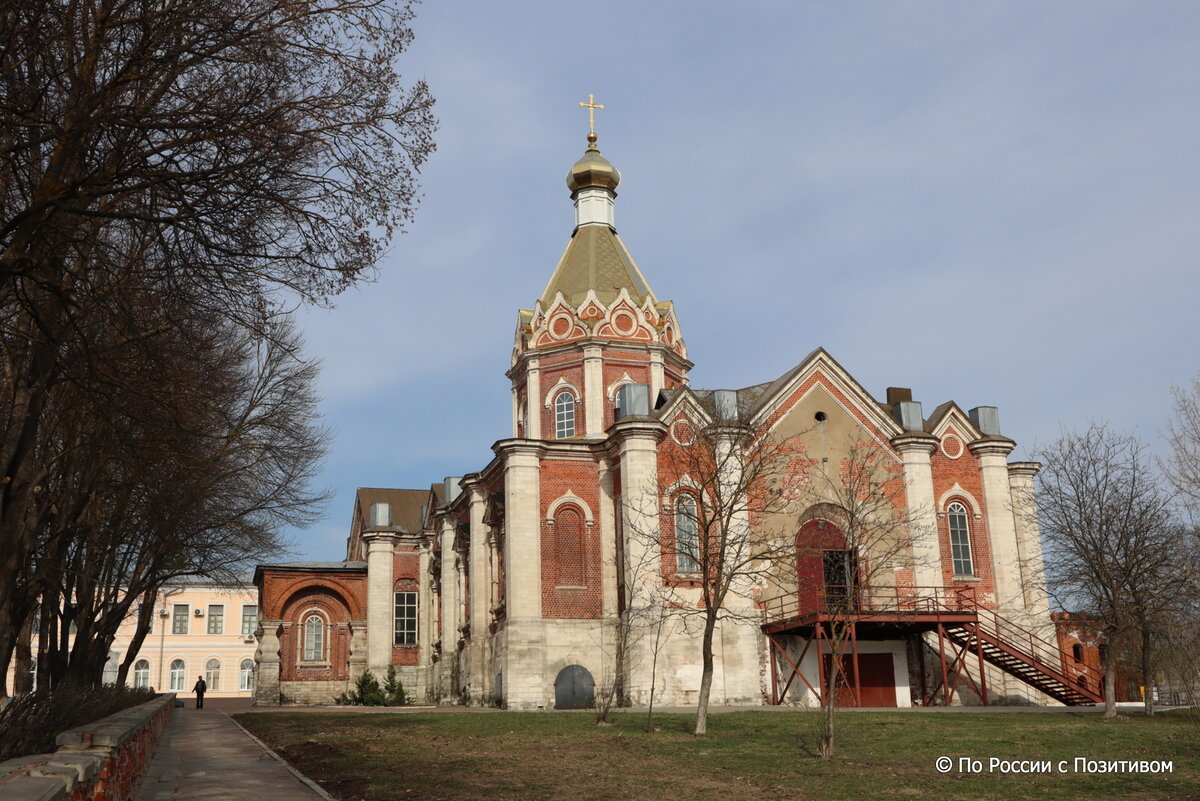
[336,667,408,706]
[384,666,408,706]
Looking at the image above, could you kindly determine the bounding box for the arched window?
[1072,643,1083,663]
[134,659,151,689]
[169,659,185,691]
[675,494,700,573]
[240,659,255,691]
[554,506,586,586]
[303,614,325,661]
[205,658,221,691]
[947,501,973,576]
[554,391,576,439]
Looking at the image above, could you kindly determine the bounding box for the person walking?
[193,675,207,709]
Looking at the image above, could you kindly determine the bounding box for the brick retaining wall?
[0,693,174,801]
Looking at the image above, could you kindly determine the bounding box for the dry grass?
[236,708,1200,801]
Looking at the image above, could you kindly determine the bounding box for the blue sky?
[287,1,1200,560]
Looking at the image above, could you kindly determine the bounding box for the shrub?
[344,669,387,706]
[0,685,156,760]
[384,666,408,706]
[337,668,408,706]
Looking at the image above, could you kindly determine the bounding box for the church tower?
[508,130,691,440]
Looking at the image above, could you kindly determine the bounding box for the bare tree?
[795,438,919,758]
[1165,374,1200,517]
[1034,424,1179,719]
[650,406,807,737]
[0,0,434,695]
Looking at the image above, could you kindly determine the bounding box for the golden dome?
[566,133,621,194]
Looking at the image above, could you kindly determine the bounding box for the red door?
[823,653,897,707]
[796,520,847,614]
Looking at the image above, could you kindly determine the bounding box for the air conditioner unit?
[193,608,204,617]
[243,636,256,644]
[158,608,168,617]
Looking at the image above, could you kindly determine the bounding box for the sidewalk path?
[135,701,331,801]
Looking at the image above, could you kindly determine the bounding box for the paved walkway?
[135,700,330,801]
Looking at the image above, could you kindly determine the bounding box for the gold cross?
[579,93,605,135]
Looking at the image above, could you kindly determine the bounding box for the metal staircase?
[761,585,1106,707]
[939,604,1103,706]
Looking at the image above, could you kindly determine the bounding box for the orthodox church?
[253,124,1101,710]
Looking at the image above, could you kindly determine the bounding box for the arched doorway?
[554,665,594,709]
[796,518,856,613]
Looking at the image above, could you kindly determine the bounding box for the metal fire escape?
[762,586,1104,707]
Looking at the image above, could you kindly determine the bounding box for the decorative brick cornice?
[968,437,1017,458]
[1007,461,1042,479]
[890,432,938,455]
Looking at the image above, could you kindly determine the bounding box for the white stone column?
[893,434,943,590]
[363,531,397,675]
[612,419,665,704]
[583,344,604,436]
[439,518,458,636]
[503,445,542,620]
[418,542,433,670]
[468,483,489,634]
[526,358,542,440]
[500,443,543,708]
[649,349,665,400]
[1008,463,1052,624]
[970,440,1023,611]
[511,387,520,438]
[598,457,618,617]
[252,621,282,706]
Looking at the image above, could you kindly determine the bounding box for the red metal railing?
[761,585,1105,701]
[761,584,978,625]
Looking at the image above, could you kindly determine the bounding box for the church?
[252,121,1103,710]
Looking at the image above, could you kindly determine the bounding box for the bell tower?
[508,102,690,441]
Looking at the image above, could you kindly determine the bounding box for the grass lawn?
[236,708,1200,801]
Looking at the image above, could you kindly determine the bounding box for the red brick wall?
[539,457,602,618]
[1,695,173,801]
[930,426,996,605]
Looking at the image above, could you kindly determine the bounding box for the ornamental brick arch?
[279,583,355,624]
[795,504,852,614]
[269,575,365,621]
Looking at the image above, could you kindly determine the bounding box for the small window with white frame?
[240,659,255,691]
[207,604,224,634]
[302,613,326,662]
[133,659,150,689]
[554,391,576,439]
[674,494,700,573]
[241,604,258,637]
[947,501,974,576]
[394,591,417,645]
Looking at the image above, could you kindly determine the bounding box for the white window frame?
[169,659,186,691]
[172,604,189,635]
[674,494,700,573]
[554,391,576,439]
[134,659,151,689]
[947,501,974,576]
[240,659,255,691]
[394,591,418,646]
[205,658,221,691]
[241,604,258,637]
[207,604,224,635]
[301,612,327,663]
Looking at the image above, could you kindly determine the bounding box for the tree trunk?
[11,614,34,695]
[693,612,716,737]
[1141,627,1154,717]
[1104,652,1118,719]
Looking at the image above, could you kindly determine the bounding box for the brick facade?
[251,137,1055,711]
